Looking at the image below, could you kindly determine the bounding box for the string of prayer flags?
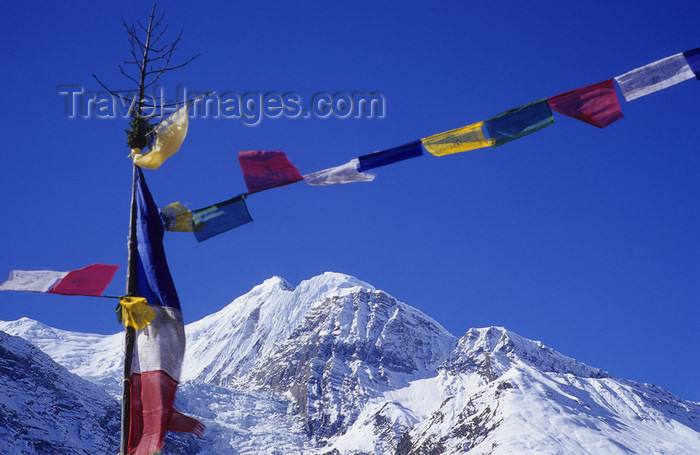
[357,140,424,172]
[683,47,700,80]
[303,159,375,186]
[132,106,189,170]
[117,296,156,330]
[161,202,195,232]
[238,150,303,194]
[0,264,119,297]
[614,53,695,102]
[191,194,253,242]
[484,99,554,147]
[548,79,623,128]
[154,45,700,247]
[421,121,494,156]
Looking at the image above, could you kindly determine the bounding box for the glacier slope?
[1,272,699,454]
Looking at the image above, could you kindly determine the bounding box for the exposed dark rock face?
[245,288,455,440]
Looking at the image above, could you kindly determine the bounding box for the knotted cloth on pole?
[131,107,189,170]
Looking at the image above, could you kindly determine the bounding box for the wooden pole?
[120,163,139,454]
[121,5,157,452]
[117,5,203,452]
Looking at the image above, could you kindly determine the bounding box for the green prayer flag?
[484,99,554,147]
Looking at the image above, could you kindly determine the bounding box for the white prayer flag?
[0,269,67,292]
[615,53,695,101]
[303,159,375,186]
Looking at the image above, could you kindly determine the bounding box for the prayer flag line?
[235,45,697,196]
[139,45,698,244]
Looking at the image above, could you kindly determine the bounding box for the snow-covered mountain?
[1,272,699,454]
[0,331,119,454]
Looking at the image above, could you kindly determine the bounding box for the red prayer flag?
[47,263,119,296]
[238,150,303,194]
[548,79,623,128]
[128,371,204,455]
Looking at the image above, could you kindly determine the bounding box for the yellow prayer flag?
[132,106,189,170]
[119,296,156,330]
[421,121,494,156]
[162,202,195,232]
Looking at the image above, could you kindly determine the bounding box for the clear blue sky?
[0,2,698,401]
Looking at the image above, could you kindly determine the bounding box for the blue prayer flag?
[484,99,554,147]
[683,47,700,80]
[191,194,253,242]
[357,140,424,172]
[134,167,181,310]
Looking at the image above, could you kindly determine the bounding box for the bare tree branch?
[91,74,135,103]
[150,23,169,46]
[94,3,206,153]
[118,65,140,86]
[136,19,149,35]
[145,53,200,78]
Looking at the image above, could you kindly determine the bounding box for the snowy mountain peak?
[183,272,378,385]
[0,317,51,338]
[2,273,699,454]
[0,316,104,342]
[252,275,294,292]
[242,284,456,438]
[0,317,122,390]
[293,271,377,296]
[252,272,374,296]
[442,326,608,380]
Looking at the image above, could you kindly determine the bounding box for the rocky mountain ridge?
[1,272,699,454]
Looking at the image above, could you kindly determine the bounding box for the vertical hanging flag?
[128,167,204,455]
[132,106,189,170]
[238,150,303,194]
[614,53,695,101]
[303,159,375,186]
[484,99,554,147]
[191,194,253,242]
[357,140,424,172]
[421,121,494,156]
[683,47,700,80]
[0,264,119,296]
[548,79,623,128]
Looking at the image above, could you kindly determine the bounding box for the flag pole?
[121,5,155,452]
[121,163,139,455]
[101,5,203,452]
